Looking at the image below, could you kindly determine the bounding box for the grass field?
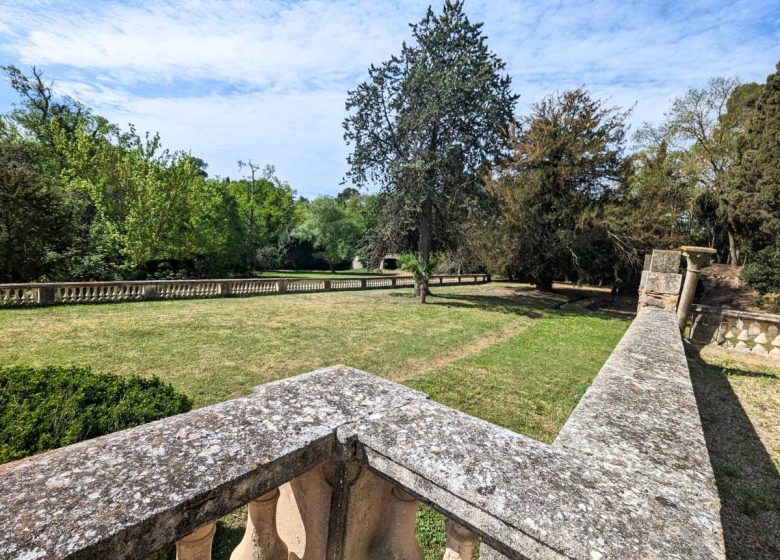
[0,282,631,558]
[1,283,776,558]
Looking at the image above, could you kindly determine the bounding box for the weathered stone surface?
[0,311,724,560]
[350,385,723,559]
[0,368,427,560]
[638,271,682,311]
[555,309,719,497]
[648,250,681,273]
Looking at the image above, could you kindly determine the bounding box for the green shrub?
[741,247,780,295]
[0,365,192,463]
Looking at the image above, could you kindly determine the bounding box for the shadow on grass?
[427,293,557,319]
[687,349,780,559]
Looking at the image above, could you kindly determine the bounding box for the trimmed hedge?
[0,365,192,463]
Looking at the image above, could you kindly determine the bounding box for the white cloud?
[0,0,778,194]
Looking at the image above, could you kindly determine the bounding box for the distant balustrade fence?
[712,308,780,358]
[0,274,489,306]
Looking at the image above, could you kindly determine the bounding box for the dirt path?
[389,319,534,382]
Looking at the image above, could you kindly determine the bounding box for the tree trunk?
[536,270,554,291]
[417,198,433,304]
[418,279,429,304]
[727,228,738,267]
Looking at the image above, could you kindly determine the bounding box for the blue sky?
[1,0,779,198]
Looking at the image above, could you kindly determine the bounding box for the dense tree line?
[0,66,375,282]
[345,2,780,298]
[3,1,779,304]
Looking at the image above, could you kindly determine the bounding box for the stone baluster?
[231,487,288,560]
[735,320,750,351]
[342,468,423,560]
[752,322,770,355]
[722,316,737,347]
[771,326,780,357]
[443,519,478,560]
[176,521,216,560]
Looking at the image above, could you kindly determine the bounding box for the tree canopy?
[478,89,630,289]
[344,0,517,301]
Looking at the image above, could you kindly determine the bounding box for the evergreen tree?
[343,0,517,302]
[483,89,629,290]
[726,63,780,253]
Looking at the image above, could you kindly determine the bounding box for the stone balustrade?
[0,305,724,559]
[0,274,489,307]
[712,309,780,359]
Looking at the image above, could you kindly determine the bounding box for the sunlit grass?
[0,282,630,559]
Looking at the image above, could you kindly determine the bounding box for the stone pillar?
[637,249,682,312]
[231,488,288,560]
[323,280,331,291]
[175,522,216,560]
[220,281,232,296]
[677,246,716,332]
[142,283,159,300]
[360,279,367,289]
[277,280,288,294]
[443,519,478,560]
[38,286,55,304]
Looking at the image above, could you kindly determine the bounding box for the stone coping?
[720,308,780,323]
[0,311,724,559]
[0,274,484,290]
[680,246,718,254]
[0,368,428,559]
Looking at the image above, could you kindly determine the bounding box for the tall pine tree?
[343,1,517,302]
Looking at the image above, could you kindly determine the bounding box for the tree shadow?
[427,292,553,319]
[687,348,780,559]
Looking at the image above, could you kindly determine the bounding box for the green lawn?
[0,282,630,559]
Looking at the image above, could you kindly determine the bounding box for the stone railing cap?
[680,246,718,254]
[0,312,725,560]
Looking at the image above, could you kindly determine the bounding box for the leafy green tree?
[294,197,362,271]
[0,140,70,281]
[602,141,696,259]
[344,0,517,302]
[639,77,758,264]
[483,90,630,290]
[725,63,780,254]
[230,164,297,270]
